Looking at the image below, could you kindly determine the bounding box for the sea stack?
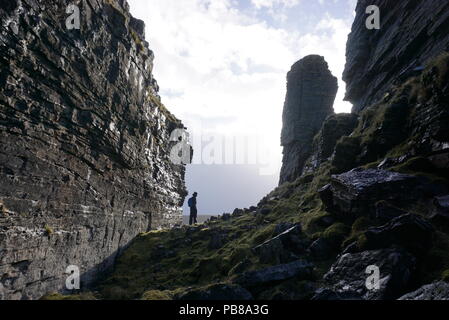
[279,55,338,184]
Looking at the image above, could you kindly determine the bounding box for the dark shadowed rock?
[312,288,362,300]
[274,222,296,235]
[177,283,253,300]
[360,214,434,255]
[308,238,334,260]
[221,213,231,221]
[253,225,308,264]
[235,260,313,289]
[0,0,188,300]
[430,195,449,224]
[279,55,338,184]
[398,282,449,300]
[344,0,449,113]
[208,231,228,250]
[375,201,408,223]
[257,208,271,216]
[228,259,252,277]
[304,113,359,173]
[321,247,416,300]
[326,168,431,217]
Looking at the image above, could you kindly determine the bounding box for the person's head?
[193,192,198,198]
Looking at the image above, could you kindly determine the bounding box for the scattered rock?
[228,259,252,277]
[208,232,227,250]
[221,213,231,221]
[375,201,408,223]
[257,208,271,216]
[253,225,307,264]
[274,222,296,235]
[312,288,362,300]
[398,282,449,300]
[344,0,449,112]
[304,113,359,173]
[322,247,416,300]
[177,283,253,300]
[0,0,188,299]
[308,238,334,260]
[430,195,449,224]
[361,214,434,255]
[235,260,314,289]
[327,169,424,217]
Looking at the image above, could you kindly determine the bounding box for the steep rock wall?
[279,55,338,184]
[0,0,187,299]
[344,0,449,113]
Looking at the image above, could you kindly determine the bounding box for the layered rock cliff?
[0,0,187,300]
[344,0,449,113]
[280,55,338,184]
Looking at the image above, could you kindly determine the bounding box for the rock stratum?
[344,0,449,113]
[0,0,187,300]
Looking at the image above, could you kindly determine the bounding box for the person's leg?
[194,209,198,224]
[189,210,193,225]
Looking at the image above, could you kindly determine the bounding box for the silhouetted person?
[188,192,198,225]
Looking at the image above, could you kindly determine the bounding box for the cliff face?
[280,55,338,184]
[0,0,187,300]
[344,0,449,113]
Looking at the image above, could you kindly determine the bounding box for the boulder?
[343,0,449,113]
[398,282,449,300]
[304,113,359,173]
[308,238,334,260]
[274,222,296,235]
[253,225,308,264]
[312,288,362,300]
[361,214,434,255]
[221,213,231,221]
[257,208,271,216]
[177,283,253,300]
[208,231,227,250]
[322,247,416,300]
[235,260,313,289]
[326,169,429,218]
[374,201,408,223]
[228,259,252,277]
[430,195,449,224]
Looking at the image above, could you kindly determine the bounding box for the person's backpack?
[188,197,193,207]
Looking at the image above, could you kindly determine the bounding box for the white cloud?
[251,0,300,9]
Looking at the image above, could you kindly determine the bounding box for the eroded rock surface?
[399,282,449,300]
[344,0,449,112]
[0,0,187,299]
[320,247,416,300]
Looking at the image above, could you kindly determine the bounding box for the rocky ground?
[47,52,448,301]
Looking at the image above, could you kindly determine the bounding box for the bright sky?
[128,0,357,214]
